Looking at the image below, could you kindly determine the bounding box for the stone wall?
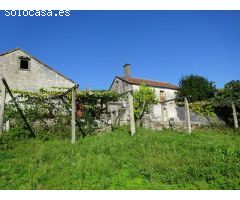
[141,106,225,130]
[0,49,75,92]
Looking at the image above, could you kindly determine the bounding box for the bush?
[189,101,215,116]
[0,134,12,150]
[234,128,240,134]
[215,105,240,127]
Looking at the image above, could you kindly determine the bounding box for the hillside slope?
[0,127,240,189]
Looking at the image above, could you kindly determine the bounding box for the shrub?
[189,101,215,116]
[0,134,12,150]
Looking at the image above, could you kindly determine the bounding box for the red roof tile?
[117,76,178,90]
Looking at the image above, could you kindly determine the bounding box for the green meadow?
[0,127,240,190]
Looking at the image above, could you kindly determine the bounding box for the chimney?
[123,64,131,78]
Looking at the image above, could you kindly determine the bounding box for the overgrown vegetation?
[0,127,240,189]
[133,84,158,126]
[1,80,240,190]
[189,101,215,116]
[177,75,239,127]
[3,88,119,139]
[214,80,240,106]
[213,80,240,127]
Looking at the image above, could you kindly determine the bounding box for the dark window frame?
[19,56,31,71]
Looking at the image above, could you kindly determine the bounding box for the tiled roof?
[117,76,178,90]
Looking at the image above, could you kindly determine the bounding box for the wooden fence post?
[184,97,191,134]
[128,91,136,136]
[71,87,76,143]
[232,101,239,129]
[2,77,35,137]
[0,81,6,135]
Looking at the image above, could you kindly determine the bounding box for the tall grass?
[0,127,240,189]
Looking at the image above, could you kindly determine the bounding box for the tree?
[219,80,240,104]
[178,74,216,102]
[133,84,158,127]
[214,80,240,129]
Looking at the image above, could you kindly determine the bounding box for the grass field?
[0,127,240,190]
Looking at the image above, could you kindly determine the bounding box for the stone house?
[0,48,77,132]
[108,64,180,126]
[108,64,225,129]
[0,48,76,94]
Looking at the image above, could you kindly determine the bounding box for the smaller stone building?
[108,64,179,127]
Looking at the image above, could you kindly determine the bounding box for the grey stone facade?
[108,64,179,126]
[108,64,225,130]
[0,48,77,132]
[0,48,75,92]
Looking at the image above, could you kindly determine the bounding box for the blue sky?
[0,10,240,89]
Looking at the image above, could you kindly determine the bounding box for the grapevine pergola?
[0,77,120,142]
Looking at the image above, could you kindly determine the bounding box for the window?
[19,57,30,70]
[160,90,166,101]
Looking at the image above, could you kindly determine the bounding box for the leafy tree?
[214,80,240,106]
[214,80,240,128]
[133,84,158,127]
[178,74,216,102]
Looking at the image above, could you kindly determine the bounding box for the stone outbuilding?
[0,48,76,92]
[0,48,78,132]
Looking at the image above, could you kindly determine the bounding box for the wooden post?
[128,91,136,136]
[2,77,35,137]
[71,87,76,143]
[184,97,191,134]
[232,102,239,129]
[0,82,6,135]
